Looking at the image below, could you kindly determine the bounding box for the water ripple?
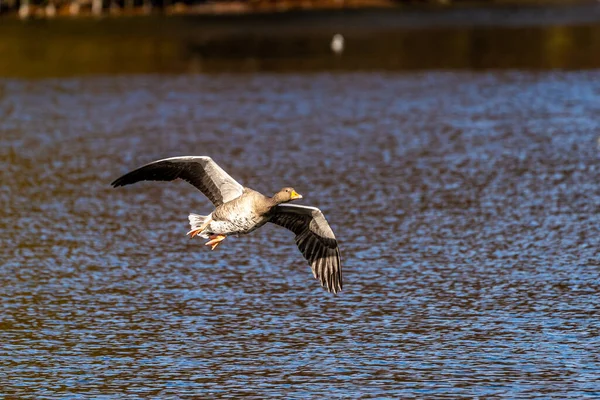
[2,72,600,398]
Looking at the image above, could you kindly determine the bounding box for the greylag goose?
[111,156,342,293]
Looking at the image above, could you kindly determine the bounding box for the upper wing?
[269,204,342,294]
[111,156,244,206]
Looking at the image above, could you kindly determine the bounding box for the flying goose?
[111,156,342,293]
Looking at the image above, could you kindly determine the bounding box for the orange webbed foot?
[205,234,226,250]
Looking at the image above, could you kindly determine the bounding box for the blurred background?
[2,0,600,76]
[2,0,600,398]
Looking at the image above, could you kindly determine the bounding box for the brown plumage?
[111,156,342,294]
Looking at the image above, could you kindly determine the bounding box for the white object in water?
[331,34,344,55]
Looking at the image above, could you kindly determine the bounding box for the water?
[2,9,600,397]
[2,72,599,398]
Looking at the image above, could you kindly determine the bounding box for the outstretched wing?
[270,204,342,294]
[111,156,244,206]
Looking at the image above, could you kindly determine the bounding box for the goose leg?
[205,234,226,250]
[187,218,212,238]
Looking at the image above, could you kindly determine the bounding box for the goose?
[111,156,342,293]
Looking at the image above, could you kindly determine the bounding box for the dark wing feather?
[111,156,244,206]
[270,204,342,294]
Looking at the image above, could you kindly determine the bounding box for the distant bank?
[1,0,394,19]
[0,0,595,20]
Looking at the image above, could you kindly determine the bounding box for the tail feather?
[187,213,211,238]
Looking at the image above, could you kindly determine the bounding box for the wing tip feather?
[111,177,124,188]
[312,248,342,295]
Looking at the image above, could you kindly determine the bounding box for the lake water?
[2,8,600,399]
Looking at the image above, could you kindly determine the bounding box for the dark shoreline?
[2,2,600,27]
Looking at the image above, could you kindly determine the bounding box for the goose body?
[191,188,273,239]
[111,156,342,293]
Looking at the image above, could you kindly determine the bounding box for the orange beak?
[290,190,303,200]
